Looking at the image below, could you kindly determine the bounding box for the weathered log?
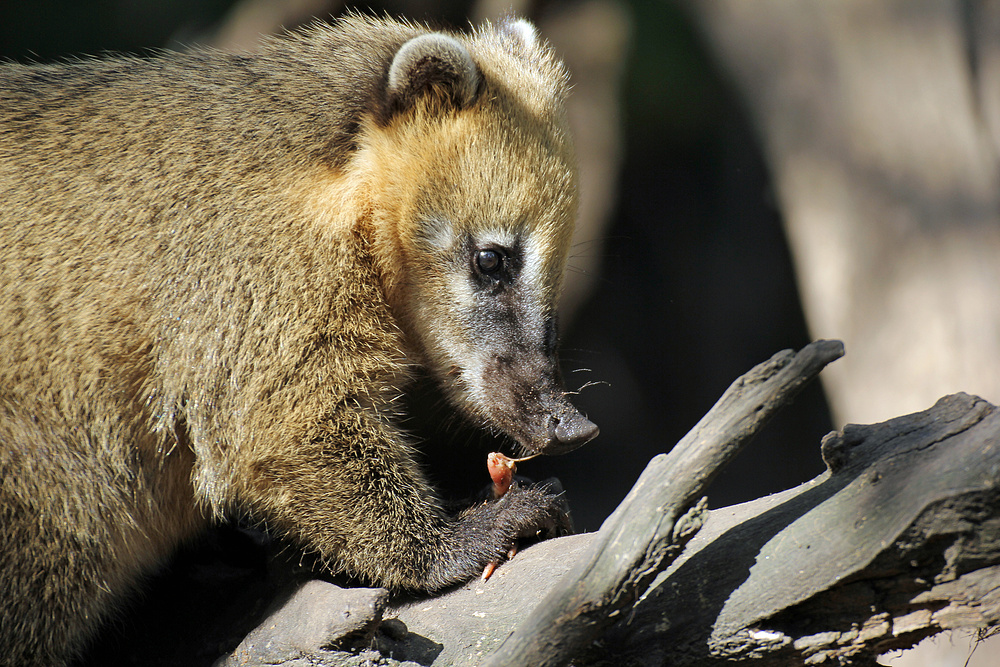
[219,341,847,666]
[588,392,1000,665]
[216,346,1000,666]
[383,392,1000,666]
[480,339,845,667]
[216,581,388,667]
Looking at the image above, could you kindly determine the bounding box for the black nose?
[545,411,599,454]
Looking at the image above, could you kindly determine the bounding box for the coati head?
[357,19,597,455]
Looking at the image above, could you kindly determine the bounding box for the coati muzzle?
[484,354,599,455]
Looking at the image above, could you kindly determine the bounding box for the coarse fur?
[0,15,597,665]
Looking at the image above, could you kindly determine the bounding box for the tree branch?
[592,392,1000,665]
[481,340,845,667]
[219,344,1000,667]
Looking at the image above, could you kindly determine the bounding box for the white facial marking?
[422,216,455,252]
[520,232,547,338]
[478,227,517,250]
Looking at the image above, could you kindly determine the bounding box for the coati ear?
[498,18,539,51]
[386,33,480,115]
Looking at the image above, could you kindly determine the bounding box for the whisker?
[569,234,629,253]
[577,380,610,391]
[563,379,611,396]
[569,237,608,249]
[559,345,601,352]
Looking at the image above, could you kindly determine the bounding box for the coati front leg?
[235,402,570,591]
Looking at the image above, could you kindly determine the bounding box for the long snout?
[478,349,598,456]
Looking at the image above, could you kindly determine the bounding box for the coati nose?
[546,411,599,454]
[556,414,599,446]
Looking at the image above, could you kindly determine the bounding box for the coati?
[0,14,598,666]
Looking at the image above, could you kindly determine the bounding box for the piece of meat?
[482,452,536,580]
[487,452,517,498]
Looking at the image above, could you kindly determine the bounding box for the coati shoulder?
[0,14,597,666]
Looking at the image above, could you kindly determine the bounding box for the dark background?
[1,0,833,662]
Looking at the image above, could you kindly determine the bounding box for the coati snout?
[387,224,598,457]
[386,225,599,456]
[478,339,598,455]
[463,233,597,456]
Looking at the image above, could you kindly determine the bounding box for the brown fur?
[0,15,596,665]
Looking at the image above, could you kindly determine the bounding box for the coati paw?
[427,482,572,589]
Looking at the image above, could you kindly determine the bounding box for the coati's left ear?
[386,33,480,115]
[498,17,539,51]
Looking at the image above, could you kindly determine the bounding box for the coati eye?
[469,242,520,287]
[476,248,503,275]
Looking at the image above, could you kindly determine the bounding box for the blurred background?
[3,1,998,665]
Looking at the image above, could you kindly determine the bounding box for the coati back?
[0,15,597,665]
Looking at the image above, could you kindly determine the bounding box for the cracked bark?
[585,392,1000,666]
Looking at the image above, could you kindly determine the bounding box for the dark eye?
[476,248,503,275]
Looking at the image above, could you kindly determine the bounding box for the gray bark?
[480,340,846,667]
[220,384,1000,666]
[593,391,1000,665]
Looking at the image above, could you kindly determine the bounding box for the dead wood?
[221,341,861,666]
[217,343,1000,666]
[387,391,1000,667]
[588,391,1000,665]
[479,339,846,667]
